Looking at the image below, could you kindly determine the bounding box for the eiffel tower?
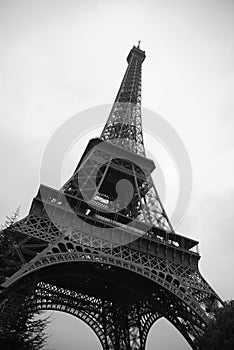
[0,43,221,349]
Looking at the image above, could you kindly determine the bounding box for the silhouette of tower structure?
[0,44,221,349]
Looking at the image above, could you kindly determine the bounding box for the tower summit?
[63,43,172,232]
[0,45,221,350]
[101,43,146,155]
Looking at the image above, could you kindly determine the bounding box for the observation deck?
[29,184,200,269]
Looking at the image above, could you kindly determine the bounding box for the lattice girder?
[63,142,173,232]
[0,44,222,350]
[1,274,204,350]
[2,211,219,324]
[100,45,145,156]
[0,208,220,349]
[1,210,220,349]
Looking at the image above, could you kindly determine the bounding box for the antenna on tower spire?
[137,40,141,48]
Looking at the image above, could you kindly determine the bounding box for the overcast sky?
[1,0,234,349]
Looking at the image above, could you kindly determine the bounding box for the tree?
[0,208,22,282]
[0,210,50,350]
[196,300,234,350]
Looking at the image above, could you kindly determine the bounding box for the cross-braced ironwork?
[100,44,145,156]
[0,44,221,349]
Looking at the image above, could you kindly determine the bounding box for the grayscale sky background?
[1,0,234,349]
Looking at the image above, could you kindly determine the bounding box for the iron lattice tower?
[0,44,221,349]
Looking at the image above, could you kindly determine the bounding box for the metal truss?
[1,279,163,350]
[3,214,215,304]
[63,146,173,232]
[0,267,208,350]
[100,45,145,156]
[0,186,220,349]
[32,282,161,350]
[0,44,222,350]
[1,210,220,343]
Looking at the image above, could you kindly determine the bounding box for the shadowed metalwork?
[0,44,221,349]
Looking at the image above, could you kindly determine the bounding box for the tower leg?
[99,303,160,350]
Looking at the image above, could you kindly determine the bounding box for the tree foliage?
[0,210,50,350]
[196,300,234,350]
[0,309,49,350]
[0,208,22,282]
